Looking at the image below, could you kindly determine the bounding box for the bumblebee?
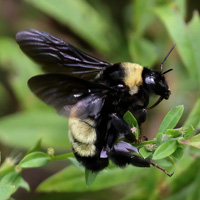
[16,29,174,174]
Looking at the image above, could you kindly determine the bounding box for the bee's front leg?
[105,113,136,150]
[110,113,136,142]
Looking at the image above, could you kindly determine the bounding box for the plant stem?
[135,139,157,146]
[51,152,74,161]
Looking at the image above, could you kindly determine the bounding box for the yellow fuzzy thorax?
[121,62,143,95]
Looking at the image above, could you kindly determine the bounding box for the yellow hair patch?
[68,118,96,157]
[69,118,96,144]
[121,62,143,95]
[72,142,96,157]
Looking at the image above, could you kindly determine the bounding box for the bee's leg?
[130,108,147,125]
[110,113,136,143]
[105,124,118,149]
[107,149,173,176]
[105,114,149,167]
[104,113,136,154]
[107,149,150,168]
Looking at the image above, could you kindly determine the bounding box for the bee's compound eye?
[145,76,155,85]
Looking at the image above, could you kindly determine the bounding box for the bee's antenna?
[162,68,173,75]
[160,44,176,72]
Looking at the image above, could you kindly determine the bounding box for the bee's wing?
[28,74,108,118]
[16,29,111,80]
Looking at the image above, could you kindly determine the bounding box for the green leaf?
[174,0,187,18]
[154,5,200,84]
[133,0,156,35]
[158,105,184,134]
[0,158,15,177]
[185,170,200,200]
[0,37,41,110]
[153,157,174,168]
[165,129,183,137]
[18,152,50,168]
[37,166,147,192]
[171,146,184,160]
[128,35,158,67]
[139,146,152,159]
[123,111,140,140]
[0,110,70,150]
[68,157,84,172]
[152,140,178,160]
[156,132,165,145]
[26,139,42,155]
[0,171,30,192]
[0,84,10,117]
[180,134,200,149]
[184,98,200,130]
[123,111,138,127]
[25,0,121,54]
[169,158,200,194]
[187,12,200,85]
[183,125,194,140]
[0,183,15,200]
[85,169,98,186]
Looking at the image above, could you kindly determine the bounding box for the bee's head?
[142,44,175,109]
[143,68,171,100]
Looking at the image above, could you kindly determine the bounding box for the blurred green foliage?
[1,0,200,199]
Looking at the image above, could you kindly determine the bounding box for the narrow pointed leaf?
[158,105,184,134]
[0,184,15,200]
[1,171,30,192]
[25,0,120,53]
[153,140,178,160]
[139,146,152,159]
[180,134,200,149]
[184,98,200,130]
[123,111,140,140]
[154,6,199,83]
[18,152,50,168]
[85,169,98,186]
[26,139,42,155]
[37,166,147,192]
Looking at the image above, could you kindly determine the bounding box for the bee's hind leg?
[107,149,151,168]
